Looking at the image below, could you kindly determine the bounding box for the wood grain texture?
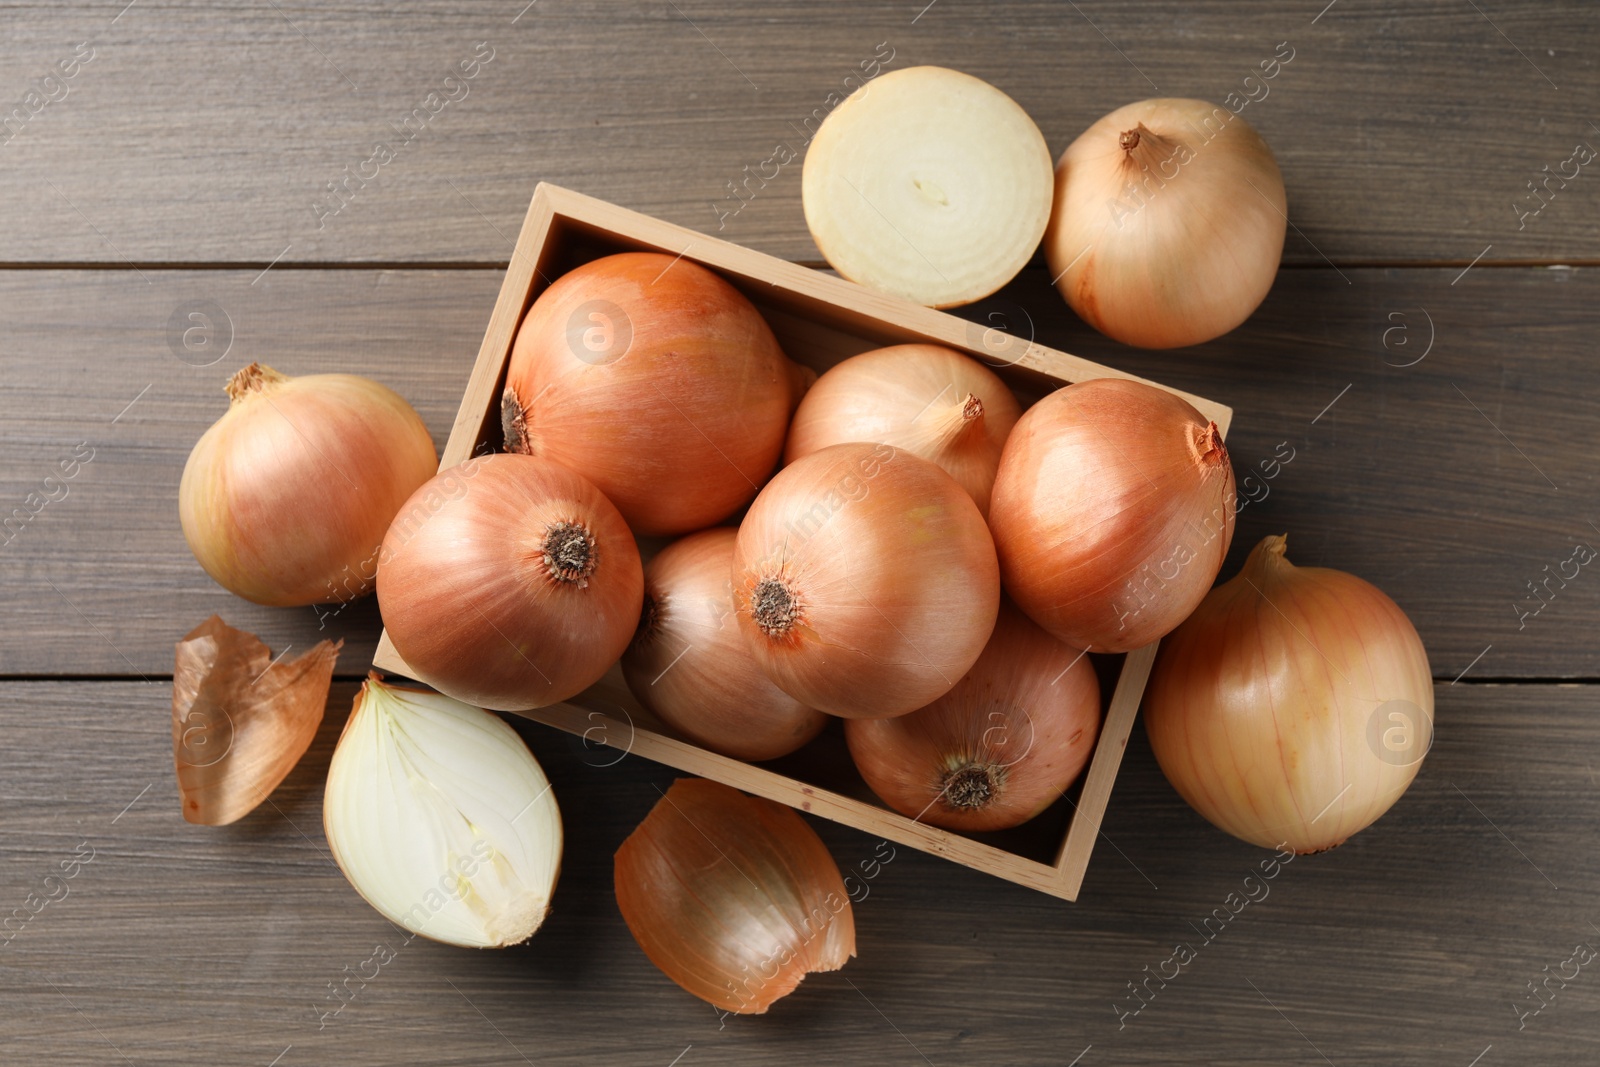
[2,263,1595,679]
[0,679,1592,1067]
[1,1,1597,266]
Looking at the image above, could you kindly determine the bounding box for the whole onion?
[376,454,643,712]
[623,528,827,761]
[784,343,1021,517]
[179,363,437,606]
[732,442,1001,719]
[1143,535,1434,852]
[989,377,1235,653]
[502,252,812,536]
[1044,98,1286,349]
[844,601,1100,831]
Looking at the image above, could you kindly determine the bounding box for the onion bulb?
[324,675,562,948]
[614,778,854,1013]
[733,442,1001,719]
[623,529,828,761]
[801,66,1054,308]
[179,363,437,606]
[784,343,1021,517]
[989,378,1234,653]
[376,454,642,712]
[1044,98,1286,349]
[845,601,1100,831]
[1143,535,1434,852]
[501,252,812,536]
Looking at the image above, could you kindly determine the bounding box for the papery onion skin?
[989,378,1235,653]
[784,343,1022,517]
[324,675,563,949]
[376,454,643,712]
[1044,98,1286,349]
[845,600,1100,831]
[502,252,812,536]
[179,363,437,606]
[1143,535,1434,853]
[614,778,854,1013]
[733,442,1001,719]
[623,528,828,761]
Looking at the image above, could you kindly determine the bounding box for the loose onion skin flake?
[501,252,813,536]
[784,343,1021,517]
[1143,535,1434,853]
[732,442,1001,719]
[376,454,643,712]
[989,378,1235,653]
[623,528,828,762]
[172,616,341,826]
[802,66,1054,308]
[845,601,1100,832]
[179,363,437,607]
[1044,97,1287,349]
[614,779,855,1014]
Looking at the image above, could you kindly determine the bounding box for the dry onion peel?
[323,675,563,949]
[179,363,437,606]
[614,779,854,1013]
[1143,535,1433,852]
[172,615,341,826]
[784,343,1021,517]
[802,66,1053,308]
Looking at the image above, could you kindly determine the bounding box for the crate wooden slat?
[371,183,1233,901]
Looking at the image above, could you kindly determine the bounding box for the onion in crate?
[501,252,813,536]
[732,442,1001,719]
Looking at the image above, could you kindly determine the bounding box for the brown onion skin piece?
[1142,535,1434,852]
[783,343,1022,518]
[989,378,1235,653]
[845,600,1100,831]
[502,252,811,536]
[733,442,1002,719]
[375,454,643,712]
[614,779,855,1014]
[622,528,827,762]
[179,363,438,607]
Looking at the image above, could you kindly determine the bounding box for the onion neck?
[1119,123,1181,173]
[1242,534,1292,583]
[225,362,289,403]
[928,393,986,450]
[1190,421,1229,470]
[939,761,1004,811]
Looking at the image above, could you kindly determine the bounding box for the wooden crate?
[371,183,1232,901]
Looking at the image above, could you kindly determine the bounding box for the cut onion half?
[802,66,1054,308]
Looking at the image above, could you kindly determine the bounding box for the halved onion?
[989,378,1235,653]
[376,454,643,712]
[802,66,1054,308]
[732,442,1000,719]
[622,528,828,761]
[784,343,1021,517]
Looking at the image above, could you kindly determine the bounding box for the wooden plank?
[2,1,1597,266]
[0,679,1592,1066]
[1,264,1594,679]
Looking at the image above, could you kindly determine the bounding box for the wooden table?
[4,3,1597,1064]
